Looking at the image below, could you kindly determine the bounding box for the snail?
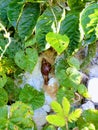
[41,58,51,85]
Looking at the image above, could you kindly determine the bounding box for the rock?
[88,78,98,103]
[44,77,59,105]
[20,58,44,91]
[33,108,47,130]
[42,104,51,113]
[81,101,95,110]
[88,65,98,78]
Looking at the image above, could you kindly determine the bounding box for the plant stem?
[65,120,69,130]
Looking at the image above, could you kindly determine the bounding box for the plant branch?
[0,22,11,61]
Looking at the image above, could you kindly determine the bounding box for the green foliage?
[0,102,34,129]
[67,0,85,11]
[4,77,21,102]
[0,72,7,88]
[60,12,80,55]
[46,97,82,128]
[0,0,11,26]
[0,0,98,129]
[7,0,24,27]
[0,88,8,106]
[10,101,34,128]
[17,3,40,40]
[77,109,98,129]
[68,109,82,123]
[8,1,40,40]
[80,3,98,44]
[67,56,80,70]
[47,115,66,127]
[46,32,69,54]
[15,48,38,72]
[81,43,96,70]
[19,84,45,110]
[57,86,75,103]
[35,6,63,51]
[55,56,82,102]
[62,97,70,116]
[43,125,56,130]
[81,123,95,130]
[78,84,90,98]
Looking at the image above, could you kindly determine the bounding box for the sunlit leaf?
[35,6,63,52]
[51,101,63,116]
[46,32,69,55]
[62,97,70,116]
[46,115,65,127]
[68,109,82,123]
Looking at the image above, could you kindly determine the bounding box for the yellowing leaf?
[46,115,65,127]
[62,97,70,116]
[68,109,82,123]
[51,101,63,117]
[46,32,69,55]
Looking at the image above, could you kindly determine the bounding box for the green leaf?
[60,12,80,54]
[0,88,8,106]
[43,125,56,130]
[57,86,75,104]
[62,97,70,116]
[51,101,63,116]
[66,67,81,85]
[80,3,98,44]
[19,84,45,110]
[67,56,80,70]
[4,77,21,101]
[25,36,36,48]
[35,6,63,52]
[68,109,82,123]
[0,73,7,88]
[67,0,85,11]
[0,0,11,25]
[17,3,40,40]
[78,84,90,98]
[7,0,24,27]
[46,32,69,55]
[81,123,95,130]
[10,101,34,128]
[26,0,47,2]
[0,105,8,119]
[82,109,98,124]
[78,109,98,129]
[55,57,68,86]
[14,48,38,72]
[46,115,65,127]
[0,105,8,129]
